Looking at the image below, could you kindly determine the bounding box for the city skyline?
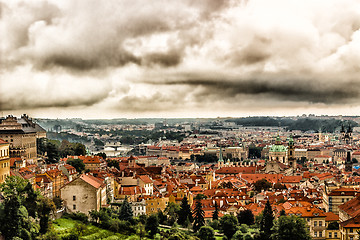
[1,0,360,119]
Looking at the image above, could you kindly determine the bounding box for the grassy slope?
[52,218,130,240]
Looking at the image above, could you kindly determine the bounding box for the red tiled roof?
[80,174,104,189]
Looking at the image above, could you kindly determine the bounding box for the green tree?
[66,158,85,173]
[238,209,255,225]
[193,199,205,232]
[271,215,311,240]
[53,196,63,209]
[164,202,180,225]
[219,214,238,240]
[119,197,133,221]
[47,141,60,163]
[38,197,56,234]
[212,201,219,221]
[178,196,193,226]
[96,152,107,159]
[259,200,274,240]
[279,209,286,216]
[74,143,86,156]
[198,226,215,240]
[107,159,120,170]
[254,179,272,192]
[145,214,159,237]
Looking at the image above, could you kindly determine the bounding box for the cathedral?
[340,124,352,144]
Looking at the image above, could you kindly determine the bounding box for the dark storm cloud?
[0,89,109,111]
[145,76,360,104]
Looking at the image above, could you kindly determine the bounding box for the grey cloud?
[144,76,360,105]
[0,90,109,111]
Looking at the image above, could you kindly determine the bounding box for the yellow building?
[323,187,357,214]
[339,215,360,240]
[145,196,169,215]
[0,139,10,183]
[0,115,45,160]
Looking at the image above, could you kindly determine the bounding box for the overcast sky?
[1,0,360,119]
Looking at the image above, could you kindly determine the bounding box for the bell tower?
[287,135,296,169]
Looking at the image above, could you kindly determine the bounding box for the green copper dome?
[269,144,287,152]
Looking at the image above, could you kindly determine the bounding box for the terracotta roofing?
[328,187,358,196]
[340,215,360,228]
[324,212,339,222]
[338,195,360,218]
[138,175,153,184]
[0,139,9,144]
[80,174,104,189]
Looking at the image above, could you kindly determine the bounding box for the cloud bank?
[1,0,360,117]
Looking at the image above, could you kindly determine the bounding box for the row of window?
[314,221,323,227]
[0,173,9,181]
[1,162,9,168]
[328,232,338,238]
[0,149,9,157]
[314,231,323,238]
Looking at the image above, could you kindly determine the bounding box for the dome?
[269,144,287,152]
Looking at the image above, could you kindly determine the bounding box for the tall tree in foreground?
[145,214,159,237]
[193,199,205,232]
[212,201,219,220]
[238,209,255,225]
[271,215,311,240]
[219,214,238,240]
[119,196,133,221]
[178,196,193,225]
[259,200,274,240]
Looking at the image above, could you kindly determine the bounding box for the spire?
[218,147,224,163]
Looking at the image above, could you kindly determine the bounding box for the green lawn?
[52,218,130,240]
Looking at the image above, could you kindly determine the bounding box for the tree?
[178,196,193,226]
[254,179,272,192]
[212,201,219,221]
[47,141,60,163]
[67,158,85,173]
[96,152,107,160]
[164,202,180,225]
[53,196,63,209]
[193,199,205,232]
[271,215,311,240]
[259,200,274,240]
[74,143,86,156]
[279,209,286,216]
[219,214,238,240]
[198,226,215,240]
[119,197,133,221]
[107,159,120,170]
[238,209,255,225]
[145,214,159,237]
[38,197,56,234]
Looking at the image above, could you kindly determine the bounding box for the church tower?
[218,147,224,169]
[287,135,296,169]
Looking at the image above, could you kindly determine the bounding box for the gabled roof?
[80,174,105,189]
[338,195,360,218]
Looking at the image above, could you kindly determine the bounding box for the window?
[334,232,337,238]
[319,231,322,237]
[314,232,317,237]
[319,221,322,227]
[73,205,76,210]
[329,232,332,238]
[350,237,353,240]
[73,196,76,201]
[342,198,345,203]
[350,228,353,233]
[314,221,317,227]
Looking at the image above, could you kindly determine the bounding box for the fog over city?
[1,0,360,118]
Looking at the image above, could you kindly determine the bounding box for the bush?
[63,212,88,223]
[198,226,215,240]
[208,220,219,230]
